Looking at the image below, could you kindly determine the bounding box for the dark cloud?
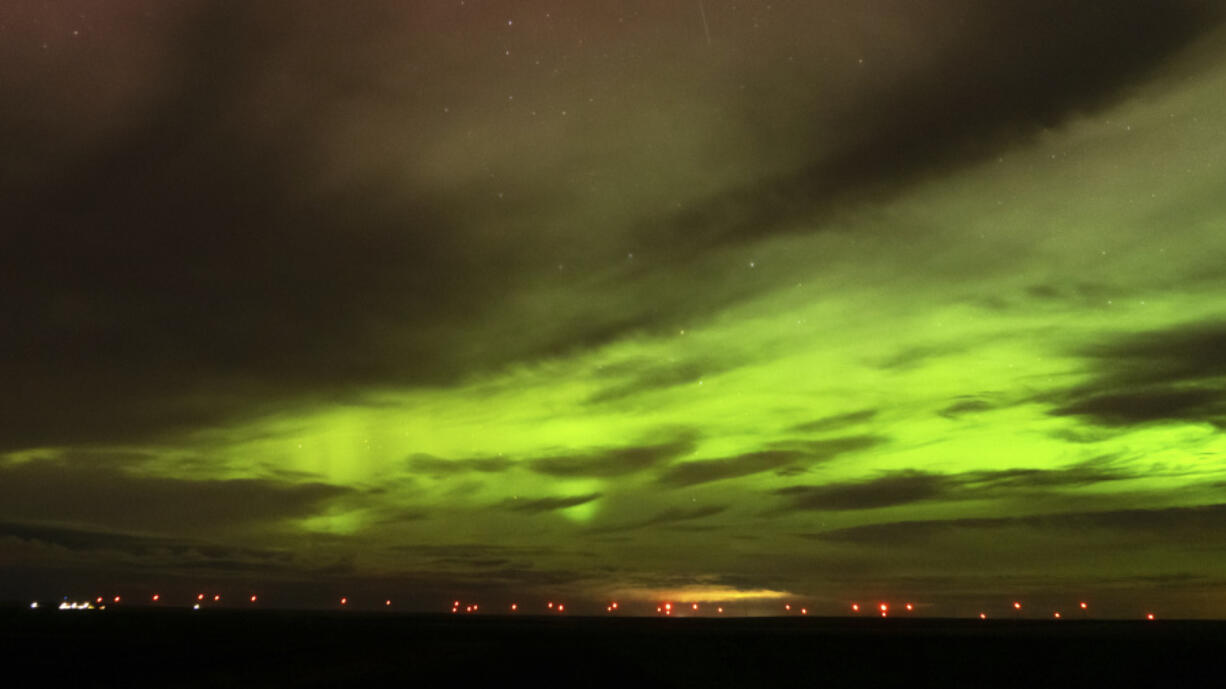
[501,493,603,515]
[658,451,804,488]
[588,505,727,534]
[789,409,878,433]
[659,434,883,488]
[767,434,886,457]
[959,457,1131,490]
[586,358,729,405]
[0,459,352,534]
[1048,320,1226,427]
[811,503,1226,545]
[1054,388,1225,427]
[939,398,997,418]
[775,458,1133,512]
[405,454,513,477]
[0,521,305,574]
[776,470,949,511]
[528,435,698,478]
[0,2,1218,451]
[636,0,1221,254]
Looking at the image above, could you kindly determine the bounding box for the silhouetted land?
[4,606,1222,687]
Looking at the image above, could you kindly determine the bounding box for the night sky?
[4,1,1226,617]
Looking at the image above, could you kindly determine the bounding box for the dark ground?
[3,606,1222,687]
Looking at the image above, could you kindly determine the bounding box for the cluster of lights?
[451,600,485,613]
[28,591,1163,620]
[845,601,915,618]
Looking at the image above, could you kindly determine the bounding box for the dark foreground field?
[4,607,1223,687]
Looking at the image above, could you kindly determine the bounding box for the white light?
[193,604,201,610]
[30,601,39,609]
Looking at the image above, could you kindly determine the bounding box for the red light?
[717,607,724,614]
[905,603,913,612]
[785,604,791,611]
[197,594,205,601]
[611,602,618,610]
[851,603,860,612]
[801,608,808,615]
[473,604,479,611]
[664,602,672,611]
[548,601,554,609]
[1053,612,1061,619]
[451,607,458,613]
[558,604,564,612]
[213,595,220,602]
[692,603,699,610]
[511,603,518,611]
[607,606,612,612]
[657,607,662,613]
[1080,602,1088,610]
[96,597,103,603]
[1147,613,1156,620]
[879,603,888,612]
[454,600,460,607]
[340,597,348,605]
[979,613,987,619]
[465,605,472,612]
[113,596,120,603]
[881,611,888,618]
[1013,602,1022,610]
[152,594,159,602]
[251,595,258,603]
[385,600,391,606]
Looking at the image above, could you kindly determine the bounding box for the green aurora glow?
[4,1,1226,616]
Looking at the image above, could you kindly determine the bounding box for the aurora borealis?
[4,1,1226,616]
